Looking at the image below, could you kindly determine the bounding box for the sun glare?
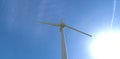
[90,30,120,59]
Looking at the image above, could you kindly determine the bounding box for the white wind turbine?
[36,19,92,59]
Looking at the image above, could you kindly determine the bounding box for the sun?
[90,30,120,59]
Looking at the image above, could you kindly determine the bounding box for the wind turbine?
[36,19,92,59]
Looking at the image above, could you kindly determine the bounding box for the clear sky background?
[0,0,120,59]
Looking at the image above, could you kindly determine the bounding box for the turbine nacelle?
[60,19,65,32]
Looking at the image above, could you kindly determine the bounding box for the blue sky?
[0,0,120,59]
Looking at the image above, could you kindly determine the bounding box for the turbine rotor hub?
[60,22,65,32]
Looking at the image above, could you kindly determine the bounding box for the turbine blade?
[65,25,92,37]
[35,21,60,26]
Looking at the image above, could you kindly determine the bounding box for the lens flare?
[90,30,120,59]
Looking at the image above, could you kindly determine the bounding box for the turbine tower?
[36,19,92,59]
